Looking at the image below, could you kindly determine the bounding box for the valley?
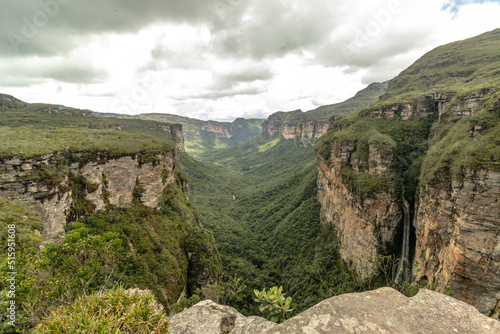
[0,28,499,333]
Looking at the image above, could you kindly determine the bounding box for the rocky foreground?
[168,288,500,334]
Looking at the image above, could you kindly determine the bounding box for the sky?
[0,0,499,121]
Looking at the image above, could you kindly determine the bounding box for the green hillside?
[0,96,177,158]
[374,28,500,106]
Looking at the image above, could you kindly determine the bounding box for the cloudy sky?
[0,0,499,121]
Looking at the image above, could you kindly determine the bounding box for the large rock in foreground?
[168,288,500,334]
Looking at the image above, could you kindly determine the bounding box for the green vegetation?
[179,135,383,316]
[372,28,500,108]
[316,111,436,204]
[421,95,500,183]
[136,113,264,155]
[33,286,168,333]
[0,183,221,331]
[254,286,293,323]
[0,98,177,158]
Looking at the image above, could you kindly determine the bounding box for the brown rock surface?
[168,288,500,334]
[413,169,500,318]
[317,140,401,278]
[0,150,179,240]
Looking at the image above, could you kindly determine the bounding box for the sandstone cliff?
[316,134,401,277]
[168,288,500,333]
[314,29,500,317]
[262,111,330,142]
[261,82,388,142]
[0,148,181,240]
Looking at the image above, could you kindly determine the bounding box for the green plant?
[32,286,168,333]
[253,286,293,323]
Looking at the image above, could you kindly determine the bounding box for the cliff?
[97,112,265,155]
[316,135,401,277]
[167,288,500,333]
[261,82,387,142]
[262,111,330,142]
[315,29,500,317]
[0,149,178,240]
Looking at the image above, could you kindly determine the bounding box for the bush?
[253,286,293,323]
[32,286,168,333]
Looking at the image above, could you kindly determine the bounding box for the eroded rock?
[169,288,500,334]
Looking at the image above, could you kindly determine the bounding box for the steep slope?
[262,82,388,142]
[315,28,500,317]
[0,96,222,330]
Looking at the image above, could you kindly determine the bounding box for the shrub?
[32,286,168,333]
[253,286,293,323]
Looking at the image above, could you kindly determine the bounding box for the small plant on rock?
[253,286,293,323]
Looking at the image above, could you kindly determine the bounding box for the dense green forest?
[179,135,379,315]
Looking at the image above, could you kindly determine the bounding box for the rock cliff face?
[316,138,401,277]
[316,91,500,315]
[413,168,500,317]
[0,149,181,240]
[168,288,500,334]
[262,113,329,141]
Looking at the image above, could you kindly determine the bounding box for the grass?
[0,126,173,158]
[0,100,178,158]
[32,286,168,333]
[371,28,500,109]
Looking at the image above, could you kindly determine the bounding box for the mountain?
[0,95,221,331]
[95,111,264,155]
[262,82,388,142]
[315,28,500,317]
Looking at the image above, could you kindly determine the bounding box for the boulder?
[168,288,500,334]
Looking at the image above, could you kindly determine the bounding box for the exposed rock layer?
[0,150,179,240]
[317,143,401,278]
[168,288,500,334]
[413,168,500,317]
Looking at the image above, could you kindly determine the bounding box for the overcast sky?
[0,0,499,121]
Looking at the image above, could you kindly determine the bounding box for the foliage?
[179,136,383,316]
[32,286,168,333]
[0,100,177,158]
[253,286,293,323]
[0,184,222,332]
[420,98,500,183]
[171,274,247,314]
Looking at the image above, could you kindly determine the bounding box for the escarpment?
[262,82,388,143]
[315,28,500,317]
[262,112,330,142]
[0,148,182,240]
[316,133,401,277]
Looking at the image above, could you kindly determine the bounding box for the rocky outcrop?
[168,300,276,334]
[168,288,500,334]
[262,110,329,141]
[413,168,500,318]
[0,149,180,240]
[316,138,401,278]
[369,91,490,121]
[0,93,27,108]
[262,114,329,142]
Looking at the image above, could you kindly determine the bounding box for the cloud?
[212,0,338,59]
[1,0,500,121]
[0,56,106,87]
